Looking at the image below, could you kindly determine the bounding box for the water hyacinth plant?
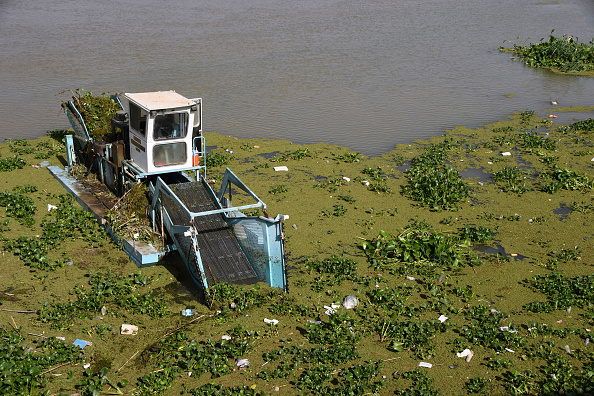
[502,30,594,73]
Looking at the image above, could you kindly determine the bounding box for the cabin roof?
[124,91,194,111]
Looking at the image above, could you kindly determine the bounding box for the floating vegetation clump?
[540,165,593,193]
[0,328,86,395]
[402,141,469,210]
[3,194,105,269]
[492,166,533,194]
[37,270,167,329]
[524,272,594,313]
[0,155,26,172]
[502,30,594,73]
[270,148,312,162]
[362,219,471,270]
[204,151,233,168]
[0,186,37,225]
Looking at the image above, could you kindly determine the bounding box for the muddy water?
[1,0,593,155]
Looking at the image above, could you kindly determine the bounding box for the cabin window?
[129,103,147,136]
[153,113,188,140]
[153,142,187,167]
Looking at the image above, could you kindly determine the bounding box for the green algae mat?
[1,107,594,395]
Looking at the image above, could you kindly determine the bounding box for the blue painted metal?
[65,134,75,169]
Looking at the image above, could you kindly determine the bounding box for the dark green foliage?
[0,188,36,225]
[492,166,532,194]
[305,311,360,346]
[540,166,593,193]
[402,141,469,210]
[0,156,26,172]
[525,272,594,313]
[3,194,105,269]
[204,151,232,167]
[458,225,495,243]
[455,305,525,352]
[503,30,594,72]
[566,118,594,132]
[517,130,557,151]
[205,282,278,313]
[305,254,358,285]
[361,166,392,193]
[0,329,85,396]
[333,151,362,163]
[270,148,311,162]
[37,271,167,329]
[268,184,288,195]
[362,220,468,270]
[380,319,450,358]
[395,369,440,396]
[321,203,347,217]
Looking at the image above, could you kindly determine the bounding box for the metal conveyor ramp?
[150,168,287,293]
[165,181,260,286]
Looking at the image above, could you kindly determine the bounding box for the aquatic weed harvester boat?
[51,90,287,295]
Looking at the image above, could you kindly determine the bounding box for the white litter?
[236,358,250,369]
[406,276,416,281]
[457,348,474,362]
[505,348,515,353]
[47,204,57,211]
[418,362,433,368]
[499,326,517,333]
[501,152,512,156]
[363,181,370,186]
[342,295,358,309]
[438,315,448,323]
[342,177,351,182]
[324,304,341,315]
[564,345,571,354]
[120,324,138,335]
[274,166,289,171]
[264,318,279,325]
[221,335,232,340]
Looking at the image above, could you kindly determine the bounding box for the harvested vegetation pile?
[67,89,120,141]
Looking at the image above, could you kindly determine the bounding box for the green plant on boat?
[66,89,121,141]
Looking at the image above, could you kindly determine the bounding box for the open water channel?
[1,0,593,155]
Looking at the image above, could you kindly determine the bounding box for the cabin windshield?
[153,142,187,167]
[153,112,188,140]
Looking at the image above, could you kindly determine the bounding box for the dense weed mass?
[0,104,594,394]
[502,30,594,73]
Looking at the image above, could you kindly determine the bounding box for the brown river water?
[1,0,593,155]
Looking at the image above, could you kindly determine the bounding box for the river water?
[1,0,593,156]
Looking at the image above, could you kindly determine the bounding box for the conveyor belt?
[163,181,260,286]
